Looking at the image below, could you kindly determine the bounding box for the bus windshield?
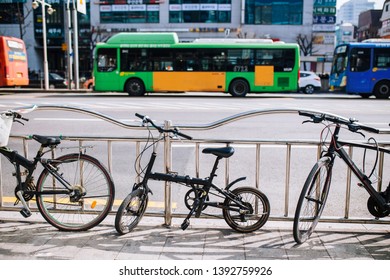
[331,45,348,75]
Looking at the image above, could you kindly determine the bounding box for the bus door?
[348,48,372,93]
[95,48,120,91]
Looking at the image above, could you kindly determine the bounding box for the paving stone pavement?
[0,211,389,260]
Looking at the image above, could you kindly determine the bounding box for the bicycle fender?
[226,176,246,190]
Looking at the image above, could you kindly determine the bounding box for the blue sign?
[313,6,336,15]
[313,15,336,24]
[314,0,336,7]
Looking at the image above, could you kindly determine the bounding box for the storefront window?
[245,0,303,25]
[0,2,24,24]
[169,0,231,23]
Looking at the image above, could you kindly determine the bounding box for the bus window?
[350,48,370,72]
[198,49,227,71]
[173,49,199,71]
[120,48,148,71]
[150,48,173,71]
[374,48,390,68]
[97,48,117,72]
[255,49,294,71]
[332,55,346,74]
[227,49,254,72]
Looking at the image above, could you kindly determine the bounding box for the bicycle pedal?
[181,219,190,230]
[20,208,31,218]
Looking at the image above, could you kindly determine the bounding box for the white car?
[299,71,322,94]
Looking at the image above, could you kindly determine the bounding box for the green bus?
[93,32,300,97]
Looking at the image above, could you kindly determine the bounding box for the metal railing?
[1,105,389,226]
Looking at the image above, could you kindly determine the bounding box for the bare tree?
[296,34,317,71]
[15,3,33,40]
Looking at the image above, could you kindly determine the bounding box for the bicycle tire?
[223,187,270,233]
[36,153,115,231]
[115,187,148,235]
[293,157,332,244]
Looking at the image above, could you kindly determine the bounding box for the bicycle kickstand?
[181,198,200,230]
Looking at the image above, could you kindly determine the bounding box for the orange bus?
[0,36,29,87]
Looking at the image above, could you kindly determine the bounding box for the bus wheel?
[374,81,390,99]
[229,79,249,97]
[125,79,145,96]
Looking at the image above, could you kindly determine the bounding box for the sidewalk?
[0,211,389,260]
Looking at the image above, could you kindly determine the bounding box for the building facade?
[337,0,375,25]
[379,0,390,38]
[1,0,338,82]
[357,9,382,41]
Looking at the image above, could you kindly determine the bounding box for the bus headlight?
[340,76,347,87]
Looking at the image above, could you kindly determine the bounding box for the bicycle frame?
[0,145,77,208]
[326,124,390,212]
[136,132,248,217]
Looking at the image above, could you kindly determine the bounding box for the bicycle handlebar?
[1,106,37,124]
[298,110,380,134]
[135,113,193,140]
[2,111,29,123]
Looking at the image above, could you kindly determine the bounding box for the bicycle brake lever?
[358,131,366,138]
[14,120,25,126]
[348,123,365,138]
[302,120,313,125]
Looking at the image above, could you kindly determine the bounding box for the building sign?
[313,15,336,24]
[313,33,335,44]
[313,6,336,15]
[0,0,26,2]
[77,0,86,14]
[169,4,231,11]
[182,4,199,11]
[313,0,336,7]
[312,24,336,32]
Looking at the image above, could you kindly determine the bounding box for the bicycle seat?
[32,135,61,147]
[202,147,234,158]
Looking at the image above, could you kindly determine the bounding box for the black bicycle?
[293,110,390,244]
[0,108,115,231]
[115,113,270,234]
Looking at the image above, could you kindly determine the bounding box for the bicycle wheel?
[223,187,270,233]
[293,157,332,244]
[115,187,148,235]
[36,153,115,231]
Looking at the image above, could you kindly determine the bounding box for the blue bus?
[329,40,390,99]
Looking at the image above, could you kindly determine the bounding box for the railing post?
[255,144,261,190]
[378,151,385,192]
[344,146,353,219]
[107,140,113,174]
[284,144,291,217]
[225,143,230,187]
[163,120,173,227]
[136,141,141,184]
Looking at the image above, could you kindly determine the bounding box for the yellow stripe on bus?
[153,72,225,92]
